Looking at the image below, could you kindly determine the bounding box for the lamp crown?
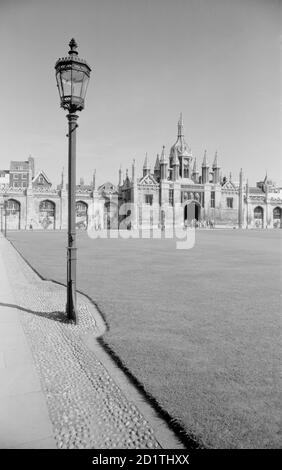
[69,38,78,56]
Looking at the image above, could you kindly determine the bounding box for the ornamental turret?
[192,158,199,183]
[169,114,192,178]
[160,146,168,180]
[143,153,150,177]
[212,151,220,184]
[132,159,136,183]
[172,148,180,181]
[154,154,160,181]
[201,150,209,184]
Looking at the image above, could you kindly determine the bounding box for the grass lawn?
[7,229,282,448]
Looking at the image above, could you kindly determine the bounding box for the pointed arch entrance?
[76,201,88,230]
[39,200,55,229]
[104,200,119,229]
[184,201,201,226]
[254,206,263,228]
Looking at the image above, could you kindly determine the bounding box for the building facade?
[0,115,281,231]
[118,115,282,230]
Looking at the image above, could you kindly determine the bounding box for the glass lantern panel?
[81,74,90,100]
[61,70,72,96]
[56,71,63,99]
[71,70,84,98]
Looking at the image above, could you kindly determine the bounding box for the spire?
[177,112,184,137]
[192,158,199,173]
[143,152,150,169]
[172,148,179,166]
[143,153,150,176]
[160,145,167,163]
[92,169,96,190]
[202,150,209,167]
[154,154,160,170]
[160,146,168,180]
[118,165,122,186]
[213,151,219,169]
[239,168,243,187]
[132,159,136,182]
[229,172,232,182]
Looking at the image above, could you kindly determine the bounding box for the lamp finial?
[69,38,78,55]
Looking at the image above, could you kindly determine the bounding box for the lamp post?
[55,39,91,323]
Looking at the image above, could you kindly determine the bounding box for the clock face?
[184,160,189,166]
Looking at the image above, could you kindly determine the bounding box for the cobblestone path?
[2,239,160,449]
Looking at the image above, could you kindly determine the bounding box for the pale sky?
[0,0,281,186]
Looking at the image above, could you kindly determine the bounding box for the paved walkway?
[0,236,56,449]
[0,234,182,449]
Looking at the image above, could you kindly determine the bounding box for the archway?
[254,206,264,228]
[6,199,20,230]
[184,201,201,226]
[39,200,55,229]
[273,207,282,228]
[104,200,119,229]
[76,201,88,230]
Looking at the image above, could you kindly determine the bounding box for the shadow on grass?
[0,302,68,323]
[99,337,205,450]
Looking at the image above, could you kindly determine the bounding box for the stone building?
[0,115,281,231]
[118,115,282,229]
[0,162,116,231]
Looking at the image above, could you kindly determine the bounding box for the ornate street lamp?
[55,39,91,322]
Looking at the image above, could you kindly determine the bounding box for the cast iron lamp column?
[55,39,91,323]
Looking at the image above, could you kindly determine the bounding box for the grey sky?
[0,0,281,186]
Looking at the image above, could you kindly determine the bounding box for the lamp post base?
[66,280,77,323]
[66,243,77,323]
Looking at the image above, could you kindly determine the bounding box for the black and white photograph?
[0,0,281,459]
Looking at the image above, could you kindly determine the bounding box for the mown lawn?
[7,229,282,448]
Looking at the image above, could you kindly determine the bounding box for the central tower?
[169,114,193,179]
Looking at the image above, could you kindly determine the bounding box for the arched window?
[6,199,20,215]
